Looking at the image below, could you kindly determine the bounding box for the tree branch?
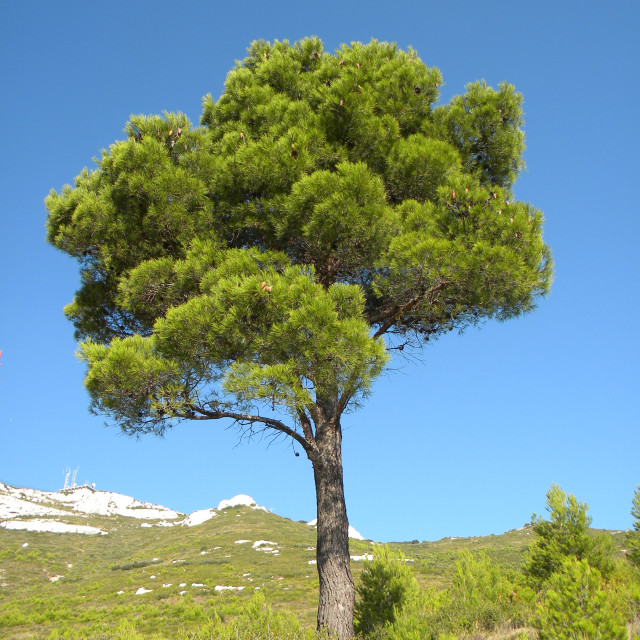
[297,409,316,445]
[371,281,450,339]
[186,404,315,455]
[336,389,353,419]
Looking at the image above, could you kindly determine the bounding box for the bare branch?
[297,409,316,445]
[336,389,353,418]
[185,404,315,455]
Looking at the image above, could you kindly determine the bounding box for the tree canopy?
[523,484,614,590]
[627,485,640,568]
[46,38,551,436]
[46,37,552,636]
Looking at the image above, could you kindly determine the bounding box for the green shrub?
[607,562,640,639]
[0,603,28,627]
[110,560,155,571]
[221,592,313,639]
[535,557,627,640]
[376,551,531,640]
[449,551,524,632]
[379,588,446,640]
[523,484,615,589]
[427,551,530,637]
[628,485,640,569]
[354,545,420,636]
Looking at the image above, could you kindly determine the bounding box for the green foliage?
[376,588,446,640]
[439,80,525,188]
[21,594,315,640]
[354,545,419,636]
[46,37,551,440]
[535,557,627,640]
[363,551,531,640]
[4,493,636,640]
[608,560,640,637]
[628,485,640,568]
[45,37,552,637]
[523,484,615,589]
[224,592,315,639]
[446,551,525,632]
[79,255,388,435]
[426,551,529,638]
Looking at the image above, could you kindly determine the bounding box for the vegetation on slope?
[1,485,638,639]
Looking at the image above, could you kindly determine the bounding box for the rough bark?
[312,418,355,638]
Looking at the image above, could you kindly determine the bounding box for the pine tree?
[536,557,627,640]
[45,38,552,637]
[354,545,419,636]
[447,551,517,634]
[628,485,640,568]
[523,484,614,590]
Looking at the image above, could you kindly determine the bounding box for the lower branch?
[187,404,315,455]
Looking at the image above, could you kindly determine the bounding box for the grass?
[0,505,630,639]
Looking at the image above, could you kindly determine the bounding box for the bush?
[354,545,419,637]
[225,592,313,639]
[376,551,531,640]
[535,557,627,640]
[429,551,530,637]
[628,485,640,569]
[607,562,640,639]
[448,551,524,632]
[380,588,447,640]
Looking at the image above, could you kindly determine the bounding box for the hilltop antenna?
[71,467,79,487]
[63,467,70,489]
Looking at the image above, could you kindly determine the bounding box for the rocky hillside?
[0,482,370,638]
[0,482,626,639]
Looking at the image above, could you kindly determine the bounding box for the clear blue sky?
[1,0,638,543]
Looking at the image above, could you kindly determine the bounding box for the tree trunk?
[312,419,355,638]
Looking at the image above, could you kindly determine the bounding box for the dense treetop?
[46,38,551,437]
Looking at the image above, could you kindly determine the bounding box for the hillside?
[0,482,627,639]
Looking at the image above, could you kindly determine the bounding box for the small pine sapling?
[354,545,419,636]
[535,557,627,640]
[523,484,614,589]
